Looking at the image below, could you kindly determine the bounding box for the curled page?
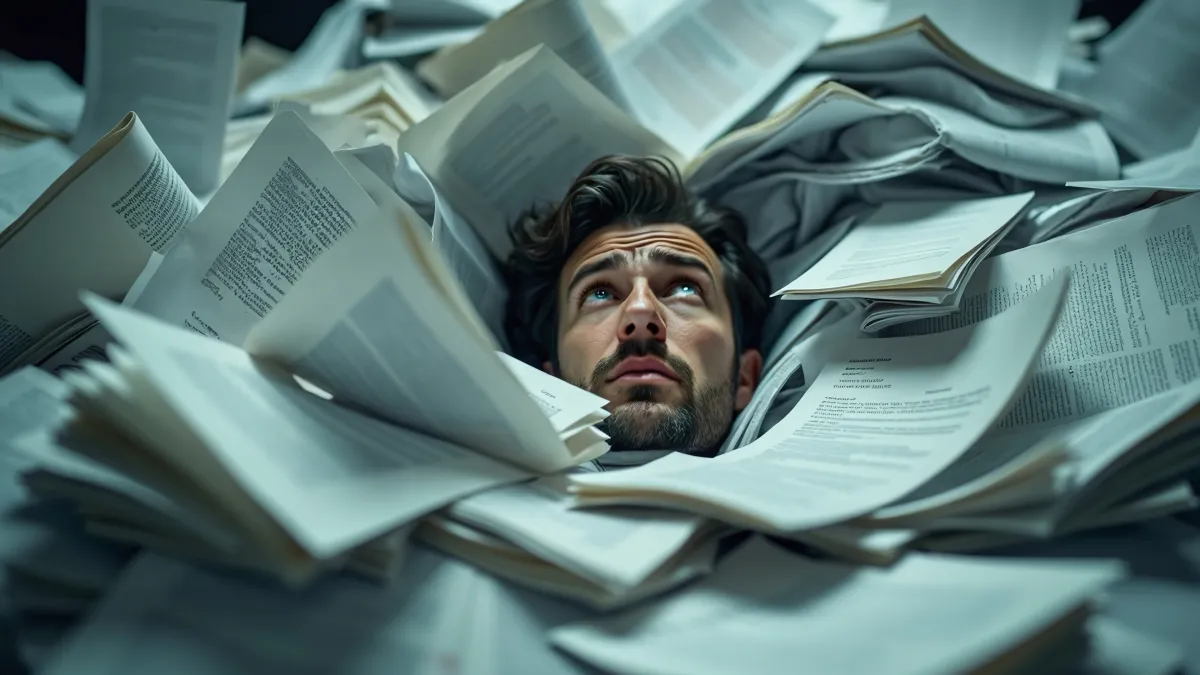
[132,112,378,346]
[396,45,682,261]
[242,198,607,473]
[0,113,197,374]
[571,274,1070,532]
[74,0,244,194]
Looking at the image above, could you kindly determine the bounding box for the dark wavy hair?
[504,155,771,370]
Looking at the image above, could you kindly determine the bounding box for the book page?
[396,45,682,261]
[86,296,528,560]
[883,0,1079,89]
[611,0,834,157]
[571,275,1069,532]
[888,193,1200,433]
[418,0,632,112]
[0,139,76,228]
[73,0,244,194]
[242,204,605,474]
[550,537,1122,675]
[449,475,704,590]
[131,112,379,346]
[777,193,1033,295]
[40,548,497,675]
[0,114,198,372]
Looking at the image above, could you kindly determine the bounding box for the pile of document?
[2,0,1200,671]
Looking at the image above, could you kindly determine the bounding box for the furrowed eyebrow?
[645,248,717,286]
[566,252,629,296]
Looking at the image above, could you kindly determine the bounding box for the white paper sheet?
[74,0,244,194]
[611,0,834,157]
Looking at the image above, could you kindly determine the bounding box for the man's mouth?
[605,357,680,384]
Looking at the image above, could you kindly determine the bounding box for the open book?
[0,112,199,376]
[17,139,611,583]
[774,194,1033,329]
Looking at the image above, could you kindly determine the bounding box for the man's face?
[553,223,756,456]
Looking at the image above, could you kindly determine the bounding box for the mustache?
[589,340,694,391]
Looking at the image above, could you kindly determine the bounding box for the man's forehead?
[562,224,723,282]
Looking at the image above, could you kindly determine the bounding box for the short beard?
[576,340,735,457]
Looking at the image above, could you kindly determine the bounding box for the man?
[506,155,771,462]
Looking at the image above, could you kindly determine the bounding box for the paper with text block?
[132,112,378,347]
[612,0,834,158]
[243,200,607,473]
[74,0,243,194]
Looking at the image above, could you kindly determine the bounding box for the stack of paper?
[550,537,1125,675]
[8,114,611,583]
[756,193,1200,562]
[0,369,135,670]
[772,193,1034,331]
[418,471,720,608]
[682,15,1119,287]
[278,62,442,138]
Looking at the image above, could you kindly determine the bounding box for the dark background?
[0,0,1149,86]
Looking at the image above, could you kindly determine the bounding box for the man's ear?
[734,349,763,412]
[542,360,555,376]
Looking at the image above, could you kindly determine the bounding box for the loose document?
[0,113,198,374]
[569,275,1070,532]
[609,0,835,157]
[396,45,681,261]
[550,536,1125,675]
[417,0,632,113]
[73,0,243,194]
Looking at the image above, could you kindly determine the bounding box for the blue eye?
[584,287,612,303]
[668,282,699,297]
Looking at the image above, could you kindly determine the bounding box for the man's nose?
[617,282,666,343]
